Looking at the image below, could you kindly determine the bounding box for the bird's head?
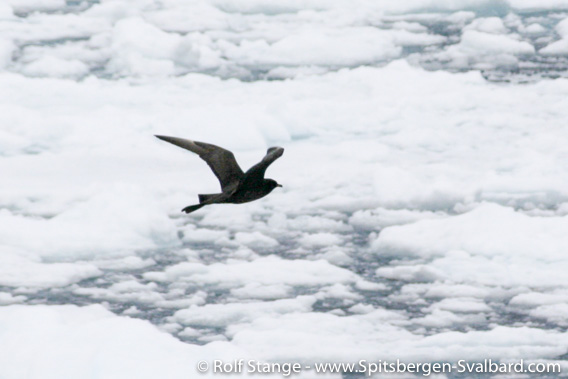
[265,179,283,192]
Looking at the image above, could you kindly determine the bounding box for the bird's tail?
[198,194,218,203]
[182,203,205,214]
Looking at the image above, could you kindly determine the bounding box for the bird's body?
[155,135,283,213]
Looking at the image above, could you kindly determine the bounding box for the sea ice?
[1,1,568,377]
[0,304,310,378]
[540,17,568,55]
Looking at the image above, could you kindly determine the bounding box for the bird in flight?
[155,135,284,213]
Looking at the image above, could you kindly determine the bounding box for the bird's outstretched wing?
[243,146,284,184]
[155,135,244,192]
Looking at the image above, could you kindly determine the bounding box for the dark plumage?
[155,135,284,213]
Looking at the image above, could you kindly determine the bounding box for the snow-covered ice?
[0,304,327,379]
[1,0,568,378]
[1,0,568,81]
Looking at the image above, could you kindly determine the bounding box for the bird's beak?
[277,184,283,188]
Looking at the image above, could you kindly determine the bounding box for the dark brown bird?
[155,135,284,213]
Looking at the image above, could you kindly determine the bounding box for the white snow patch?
[529,304,568,325]
[234,231,279,248]
[181,225,229,243]
[0,292,26,305]
[0,247,101,288]
[22,56,89,79]
[0,38,14,69]
[540,18,568,55]
[222,27,402,67]
[299,233,342,248]
[509,292,568,307]
[230,283,292,300]
[373,203,568,260]
[144,257,358,288]
[466,17,508,34]
[427,298,491,313]
[7,0,65,13]
[0,186,180,259]
[172,296,316,328]
[0,304,289,379]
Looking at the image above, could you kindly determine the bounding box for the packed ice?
[1,0,568,378]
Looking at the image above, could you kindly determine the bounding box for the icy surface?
[0,304,324,379]
[1,1,568,378]
[1,0,568,81]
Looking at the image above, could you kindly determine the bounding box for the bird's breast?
[227,186,271,204]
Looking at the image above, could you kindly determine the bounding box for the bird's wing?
[242,146,284,184]
[155,135,244,192]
